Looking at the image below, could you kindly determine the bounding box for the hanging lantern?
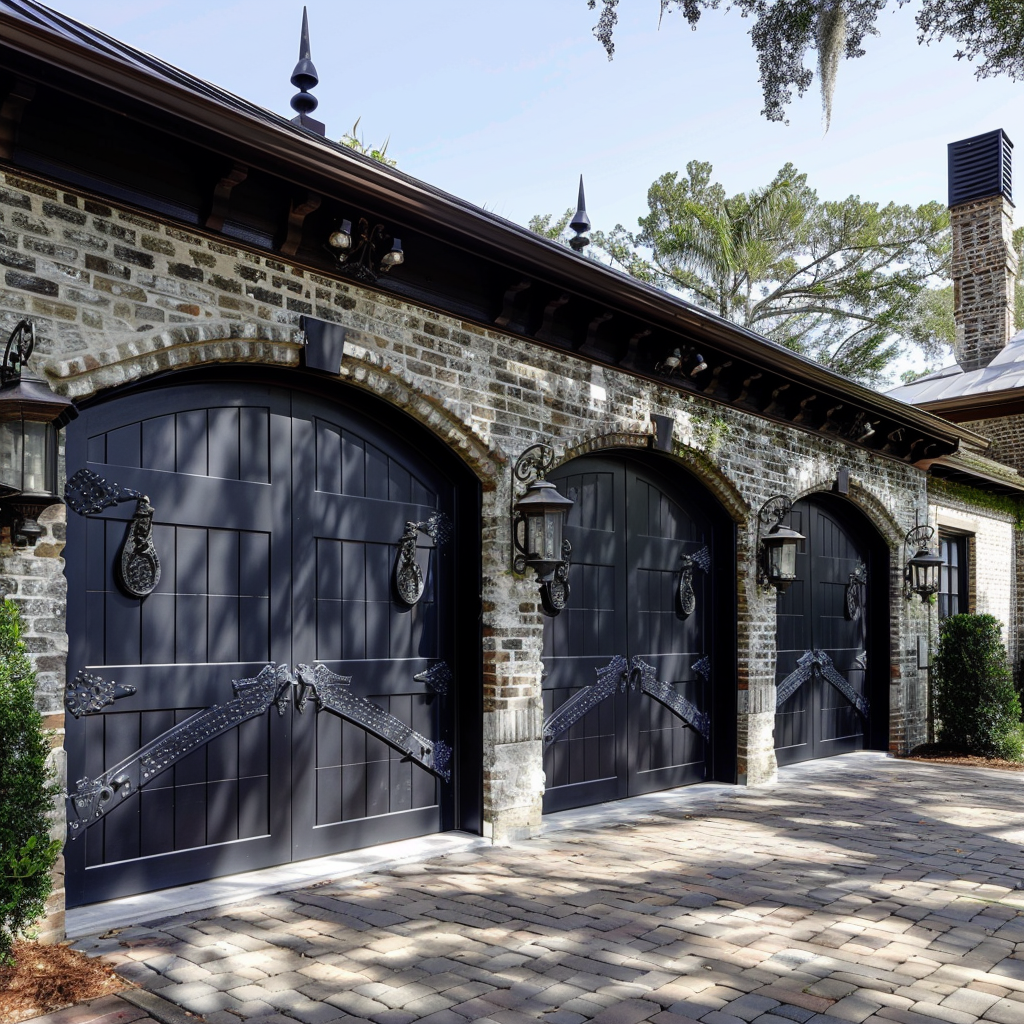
[757,495,805,591]
[904,525,942,601]
[0,320,76,544]
[511,443,575,616]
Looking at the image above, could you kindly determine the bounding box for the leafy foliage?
[587,2,1024,124]
[543,159,949,384]
[340,118,396,167]
[932,613,1024,760]
[0,601,61,965]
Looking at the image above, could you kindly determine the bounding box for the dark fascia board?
[916,391,1024,423]
[0,8,982,455]
[928,457,1024,496]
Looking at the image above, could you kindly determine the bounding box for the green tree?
[0,601,61,964]
[534,159,950,385]
[587,2,1024,126]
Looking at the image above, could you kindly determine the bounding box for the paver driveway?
[69,753,1024,1024]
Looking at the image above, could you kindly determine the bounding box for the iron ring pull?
[64,467,161,599]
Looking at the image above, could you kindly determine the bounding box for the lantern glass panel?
[769,539,797,581]
[0,413,22,494]
[21,420,52,496]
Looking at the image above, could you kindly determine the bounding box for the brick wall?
[0,168,938,929]
[950,194,1018,371]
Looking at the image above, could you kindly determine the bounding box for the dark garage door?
[64,379,475,906]
[541,454,734,813]
[774,497,886,765]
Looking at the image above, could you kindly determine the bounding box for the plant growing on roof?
[0,600,61,964]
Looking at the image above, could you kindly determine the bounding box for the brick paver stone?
[44,757,1024,1024]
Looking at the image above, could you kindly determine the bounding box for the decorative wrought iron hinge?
[296,663,451,781]
[678,544,711,619]
[775,649,869,719]
[629,656,710,740]
[846,561,867,621]
[393,512,452,606]
[65,468,161,599]
[543,654,628,746]
[414,661,452,697]
[64,669,136,719]
[67,663,294,837]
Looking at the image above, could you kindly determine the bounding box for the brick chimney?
[948,129,1017,371]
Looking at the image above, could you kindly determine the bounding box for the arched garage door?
[541,454,735,813]
[64,377,479,906]
[774,496,888,765]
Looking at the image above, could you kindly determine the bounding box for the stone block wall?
[950,194,1018,371]
[0,168,938,923]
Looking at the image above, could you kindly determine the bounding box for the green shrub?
[933,613,1024,760]
[0,600,61,964]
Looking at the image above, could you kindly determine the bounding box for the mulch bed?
[0,941,126,1024]
[902,743,1024,772]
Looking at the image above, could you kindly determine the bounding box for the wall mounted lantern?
[0,320,76,545]
[756,495,805,591]
[511,443,575,616]
[904,524,942,601]
[326,217,404,283]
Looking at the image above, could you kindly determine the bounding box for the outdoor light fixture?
[904,524,942,601]
[756,495,805,590]
[0,320,76,545]
[326,217,405,283]
[655,347,706,378]
[511,442,575,616]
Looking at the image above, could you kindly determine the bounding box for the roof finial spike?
[289,6,325,136]
[569,175,591,252]
[298,6,312,61]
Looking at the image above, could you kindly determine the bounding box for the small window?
[938,532,969,619]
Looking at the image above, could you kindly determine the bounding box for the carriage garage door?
[541,454,735,813]
[774,497,888,765]
[64,378,478,906]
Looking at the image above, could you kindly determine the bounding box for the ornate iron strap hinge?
[64,669,136,719]
[393,511,453,606]
[67,663,294,837]
[678,544,711,619]
[775,649,869,719]
[296,663,451,782]
[65,468,161,599]
[542,654,628,747]
[629,655,711,740]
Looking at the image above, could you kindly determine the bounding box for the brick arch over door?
[541,448,737,813]
[45,323,504,488]
[774,492,891,765]
[62,368,481,906]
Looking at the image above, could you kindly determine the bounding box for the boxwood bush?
[933,613,1024,760]
[0,600,61,964]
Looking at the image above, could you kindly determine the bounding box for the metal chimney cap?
[948,128,1013,208]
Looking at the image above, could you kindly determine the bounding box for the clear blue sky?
[45,1,1023,235]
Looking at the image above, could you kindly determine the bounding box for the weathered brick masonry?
[0,169,935,910]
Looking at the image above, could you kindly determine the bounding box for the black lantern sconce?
[0,320,76,545]
[904,524,942,601]
[511,443,575,616]
[326,217,404,284]
[756,495,805,591]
